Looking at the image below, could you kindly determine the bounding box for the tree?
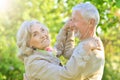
[0,0,119,79]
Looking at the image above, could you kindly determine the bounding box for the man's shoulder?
[82,37,102,44]
[73,37,104,57]
[81,37,104,51]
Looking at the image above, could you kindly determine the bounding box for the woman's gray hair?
[16,20,48,61]
[72,2,100,26]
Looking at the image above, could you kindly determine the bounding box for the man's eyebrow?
[72,17,75,20]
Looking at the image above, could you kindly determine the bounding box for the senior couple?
[17,2,105,80]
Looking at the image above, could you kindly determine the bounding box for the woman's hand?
[63,19,75,31]
[83,37,101,52]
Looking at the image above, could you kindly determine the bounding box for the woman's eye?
[33,33,37,37]
[41,28,44,32]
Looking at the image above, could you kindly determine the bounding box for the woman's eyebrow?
[40,27,45,29]
[32,31,38,34]
[39,26,49,32]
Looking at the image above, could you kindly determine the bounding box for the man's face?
[71,10,89,39]
[29,23,50,50]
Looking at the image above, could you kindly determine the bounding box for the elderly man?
[55,2,105,80]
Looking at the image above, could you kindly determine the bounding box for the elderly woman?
[16,19,86,80]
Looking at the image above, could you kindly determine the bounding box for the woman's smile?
[29,23,50,50]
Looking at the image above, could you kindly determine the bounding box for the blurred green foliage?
[0,0,120,80]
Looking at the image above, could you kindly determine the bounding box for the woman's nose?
[41,35,48,39]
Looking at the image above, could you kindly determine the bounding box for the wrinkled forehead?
[30,22,49,32]
[72,10,83,19]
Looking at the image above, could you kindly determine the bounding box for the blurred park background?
[0,0,120,80]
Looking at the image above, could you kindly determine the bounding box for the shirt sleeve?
[54,27,67,57]
[63,30,75,59]
[87,64,104,80]
[54,27,75,59]
[26,59,61,80]
[60,46,90,79]
[26,45,89,80]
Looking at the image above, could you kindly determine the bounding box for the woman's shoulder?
[24,51,60,65]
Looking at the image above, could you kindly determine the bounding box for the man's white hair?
[16,20,48,61]
[72,2,100,26]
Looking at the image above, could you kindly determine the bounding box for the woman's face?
[29,23,50,50]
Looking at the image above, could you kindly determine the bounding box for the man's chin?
[74,31,81,39]
[74,34,80,38]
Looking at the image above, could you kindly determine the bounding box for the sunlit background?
[0,0,14,13]
[0,0,9,12]
[0,0,120,80]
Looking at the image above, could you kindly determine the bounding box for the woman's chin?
[37,40,50,50]
[42,43,50,50]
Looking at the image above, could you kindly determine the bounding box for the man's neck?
[80,33,97,41]
[80,27,97,41]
